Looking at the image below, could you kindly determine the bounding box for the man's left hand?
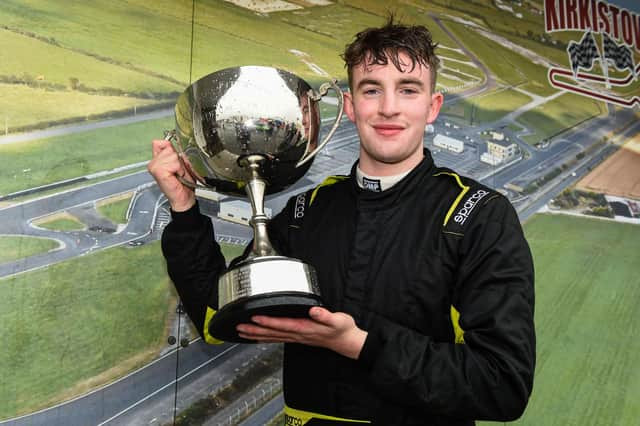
[236,307,367,360]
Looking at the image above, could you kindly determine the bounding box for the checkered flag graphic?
[567,32,600,76]
[603,33,635,75]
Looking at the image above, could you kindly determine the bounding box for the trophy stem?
[241,155,277,258]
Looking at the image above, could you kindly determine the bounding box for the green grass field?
[440,59,484,81]
[0,236,59,264]
[506,123,524,132]
[441,88,532,124]
[0,0,348,130]
[0,242,170,418]
[4,166,149,206]
[480,214,640,425]
[437,75,467,92]
[0,94,333,199]
[0,28,180,94]
[2,0,590,133]
[0,0,349,87]
[97,195,133,225]
[424,0,565,63]
[0,240,244,419]
[517,93,605,144]
[0,83,161,131]
[1,0,475,132]
[0,1,193,84]
[438,46,473,62]
[444,19,556,97]
[0,116,173,196]
[3,0,548,132]
[34,217,85,232]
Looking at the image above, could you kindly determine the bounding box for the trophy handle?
[295,79,344,168]
[162,130,225,201]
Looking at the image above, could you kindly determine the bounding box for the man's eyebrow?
[356,77,425,89]
[398,78,424,87]
[356,78,381,89]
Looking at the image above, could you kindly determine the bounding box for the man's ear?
[426,92,444,124]
[343,91,356,123]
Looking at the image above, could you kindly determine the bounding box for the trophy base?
[208,291,323,343]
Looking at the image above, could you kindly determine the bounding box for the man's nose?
[379,92,399,117]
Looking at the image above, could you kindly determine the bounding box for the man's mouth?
[372,124,404,136]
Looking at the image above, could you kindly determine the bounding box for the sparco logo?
[284,414,303,426]
[294,193,306,219]
[454,189,489,225]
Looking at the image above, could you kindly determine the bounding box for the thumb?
[309,306,333,324]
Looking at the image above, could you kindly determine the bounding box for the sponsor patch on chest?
[454,189,489,225]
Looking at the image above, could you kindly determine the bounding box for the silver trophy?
[166,66,344,342]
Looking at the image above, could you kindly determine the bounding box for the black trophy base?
[208,292,323,343]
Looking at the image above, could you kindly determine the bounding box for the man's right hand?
[148,139,196,212]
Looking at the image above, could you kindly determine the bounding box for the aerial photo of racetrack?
[1,1,639,425]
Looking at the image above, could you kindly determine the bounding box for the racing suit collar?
[350,149,436,209]
[355,166,412,192]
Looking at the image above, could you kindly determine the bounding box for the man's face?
[344,52,443,175]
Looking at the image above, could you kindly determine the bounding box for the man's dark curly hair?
[342,17,440,92]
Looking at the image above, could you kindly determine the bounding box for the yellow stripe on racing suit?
[284,405,371,425]
[450,305,465,344]
[310,175,349,205]
[203,306,224,344]
[433,171,470,226]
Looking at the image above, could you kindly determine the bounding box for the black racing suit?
[161,151,535,425]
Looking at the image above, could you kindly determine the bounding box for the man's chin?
[378,148,423,164]
[361,151,423,174]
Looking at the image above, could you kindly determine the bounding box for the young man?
[149,20,535,425]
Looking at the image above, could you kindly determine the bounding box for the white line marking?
[0,338,236,424]
[97,344,239,425]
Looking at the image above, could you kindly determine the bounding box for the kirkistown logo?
[545,0,640,108]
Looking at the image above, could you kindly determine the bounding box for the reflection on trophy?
[166,66,344,342]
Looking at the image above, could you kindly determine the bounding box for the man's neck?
[358,151,424,176]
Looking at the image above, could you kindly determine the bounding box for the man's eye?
[400,88,418,95]
[363,88,379,95]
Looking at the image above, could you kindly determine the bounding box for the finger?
[238,334,296,344]
[308,307,335,325]
[148,156,178,180]
[151,139,174,157]
[239,330,297,341]
[239,319,323,338]
[242,317,300,334]
[160,152,191,182]
[150,147,183,175]
[155,146,179,164]
[237,324,301,342]
[250,316,318,333]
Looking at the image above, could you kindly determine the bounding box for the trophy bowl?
[168,66,344,342]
